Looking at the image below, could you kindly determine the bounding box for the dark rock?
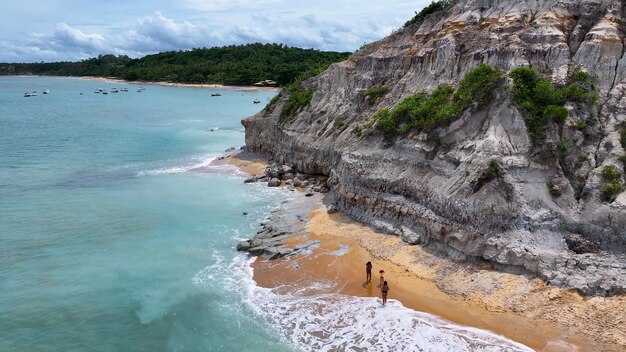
[305,193,314,197]
[280,165,294,174]
[244,176,258,183]
[566,234,599,254]
[265,168,280,179]
[293,178,302,187]
[236,240,251,251]
[268,178,280,187]
[283,173,295,180]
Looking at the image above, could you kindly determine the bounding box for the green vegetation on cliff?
[0,43,351,86]
[362,86,389,105]
[374,64,502,138]
[509,67,596,143]
[404,0,453,27]
[473,160,504,193]
[601,165,622,202]
[280,88,315,123]
[619,122,626,173]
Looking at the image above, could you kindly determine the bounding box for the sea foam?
[223,256,533,352]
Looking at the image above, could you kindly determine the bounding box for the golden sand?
[225,154,625,351]
[253,208,626,352]
[226,154,268,175]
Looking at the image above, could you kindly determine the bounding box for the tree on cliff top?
[404,0,454,27]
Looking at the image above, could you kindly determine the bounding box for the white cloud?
[0,1,433,62]
[53,22,108,51]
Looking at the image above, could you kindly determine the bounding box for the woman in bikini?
[366,261,372,283]
[381,280,389,305]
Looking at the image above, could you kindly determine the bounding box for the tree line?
[0,43,351,86]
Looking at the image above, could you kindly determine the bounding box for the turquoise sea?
[0,76,533,352]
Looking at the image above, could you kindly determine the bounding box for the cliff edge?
[243,0,626,296]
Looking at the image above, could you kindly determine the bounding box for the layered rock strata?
[242,0,626,295]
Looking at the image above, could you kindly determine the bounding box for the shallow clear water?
[0,76,532,352]
[0,77,294,352]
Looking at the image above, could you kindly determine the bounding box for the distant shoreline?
[80,76,281,91]
[3,74,281,92]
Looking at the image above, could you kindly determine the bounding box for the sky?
[0,0,431,62]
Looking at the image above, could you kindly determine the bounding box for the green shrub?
[353,126,363,138]
[375,64,502,138]
[602,165,621,182]
[510,67,542,104]
[336,119,346,129]
[562,70,595,103]
[619,153,626,173]
[486,160,504,180]
[473,160,504,192]
[265,94,281,109]
[544,105,568,124]
[510,68,596,144]
[375,109,396,138]
[563,84,589,102]
[280,88,314,123]
[556,138,573,157]
[573,120,587,131]
[404,0,453,27]
[601,182,622,202]
[364,115,379,129]
[619,122,626,149]
[454,64,502,107]
[363,86,389,105]
[604,140,614,150]
[547,181,561,197]
[600,165,622,202]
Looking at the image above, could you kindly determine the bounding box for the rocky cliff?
[242,0,626,296]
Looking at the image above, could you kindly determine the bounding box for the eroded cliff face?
[243,0,626,296]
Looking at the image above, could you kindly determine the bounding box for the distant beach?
[80,76,281,92]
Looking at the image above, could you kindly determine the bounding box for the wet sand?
[226,154,268,175]
[253,207,626,352]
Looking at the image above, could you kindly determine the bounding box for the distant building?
[253,80,278,87]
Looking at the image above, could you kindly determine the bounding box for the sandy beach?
[79,76,280,92]
[229,154,626,352]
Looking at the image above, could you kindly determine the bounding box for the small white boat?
[120,87,128,92]
[24,92,32,97]
[136,87,146,92]
[102,90,108,95]
[43,89,50,94]
[30,91,38,96]
[110,88,119,93]
[253,99,261,104]
[211,92,222,97]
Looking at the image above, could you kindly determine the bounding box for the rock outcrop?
[242,0,626,296]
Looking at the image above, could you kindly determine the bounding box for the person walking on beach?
[378,269,385,287]
[381,280,390,305]
[366,261,372,283]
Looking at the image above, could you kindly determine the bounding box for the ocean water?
[0,76,532,352]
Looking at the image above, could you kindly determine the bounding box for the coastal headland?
[231,152,626,352]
